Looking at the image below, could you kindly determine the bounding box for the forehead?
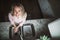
[14,6,22,10]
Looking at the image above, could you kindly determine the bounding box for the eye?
[18,10,20,12]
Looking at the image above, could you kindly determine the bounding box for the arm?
[17,13,27,28]
[8,13,16,27]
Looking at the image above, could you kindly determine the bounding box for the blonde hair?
[11,3,25,16]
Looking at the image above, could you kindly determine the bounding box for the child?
[8,3,27,33]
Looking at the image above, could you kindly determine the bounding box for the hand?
[13,27,19,33]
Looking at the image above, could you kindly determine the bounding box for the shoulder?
[22,12,27,18]
[8,13,11,15]
[8,12,13,17]
[23,12,27,17]
[24,12,27,17]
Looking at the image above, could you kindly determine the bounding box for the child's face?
[13,6,23,16]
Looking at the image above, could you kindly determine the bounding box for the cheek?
[18,12,22,14]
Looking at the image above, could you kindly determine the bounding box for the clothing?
[9,25,21,40]
[8,12,27,27]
